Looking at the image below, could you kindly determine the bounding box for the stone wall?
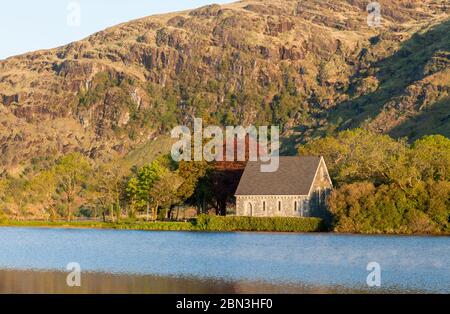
[236,195,310,217]
[308,159,333,218]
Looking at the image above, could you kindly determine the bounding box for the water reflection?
[0,269,381,294]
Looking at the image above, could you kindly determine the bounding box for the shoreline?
[0,220,449,236]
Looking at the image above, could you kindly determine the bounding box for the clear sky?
[0,0,234,60]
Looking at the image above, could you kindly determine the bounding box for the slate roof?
[235,156,322,196]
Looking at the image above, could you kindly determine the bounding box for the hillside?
[0,0,449,174]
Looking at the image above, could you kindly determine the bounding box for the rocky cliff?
[0,0,449,173]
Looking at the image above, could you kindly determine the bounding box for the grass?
[0,219,193,232]
[0,216,325,233]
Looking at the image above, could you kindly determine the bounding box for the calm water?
[0,227,449,293]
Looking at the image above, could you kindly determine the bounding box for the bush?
[194,215,325,232]
[328,181,450,234]
[111,221,193,231]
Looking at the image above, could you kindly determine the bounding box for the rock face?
[0,0,449,171]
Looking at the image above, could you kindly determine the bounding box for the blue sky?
[0,0,233,60]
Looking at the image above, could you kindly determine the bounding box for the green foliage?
[194,215,325,232]
[299,129,414,187]
[88,162,129,222]
[125,177,140,217]
[0,177,30,217]
[77,72,120,108]
[412,135,450,181]
[148,171,184,219]
[328,181,449,234]
[124,155,186,220]
[301,130,450,234]
[195,214,212,231]
[176,160,211,201]
[106,220,193,231]
[133,159,165,206]
[55,153,92,221]
[28,170,58,220]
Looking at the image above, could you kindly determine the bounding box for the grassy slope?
[331,18,450,139]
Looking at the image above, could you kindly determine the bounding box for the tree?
[125,177,140,219]
[93,163,128,222]
[190,137,254,216]
[298,129,418,189]
[29,170,58,220]
[148,171,184,220]
[328,180,449,234]
[84,183,109,222]
[55,153,92,221]
[191,172,214,215]
[3,178,29,218]
[126,159,165,220]
[428,180,450,230]
[412,135,450,181]
[176,160,210,203]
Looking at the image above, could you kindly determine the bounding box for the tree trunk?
[115,196,121,222]
[49,206,57,222]
[201,197,207,214]
[67,201,72,222]
[110,204,115,223]
[152,203,159,221]
[114,203,118,223]
[219,200,227,216]
[168,207,173,221]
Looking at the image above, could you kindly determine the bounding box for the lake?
[0,227,449,293]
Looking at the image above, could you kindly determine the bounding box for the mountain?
[0,0,449,174]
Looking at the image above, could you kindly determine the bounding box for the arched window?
[318,188,322,206]
[262,201,266,211]
[278,201,282,211]
[294,201,297,211]
[247,202,253,216]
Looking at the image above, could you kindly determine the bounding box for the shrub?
[193,215,325,232]
[112,221,193,231]
[328,181,450,234]
[195,214,212,231]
